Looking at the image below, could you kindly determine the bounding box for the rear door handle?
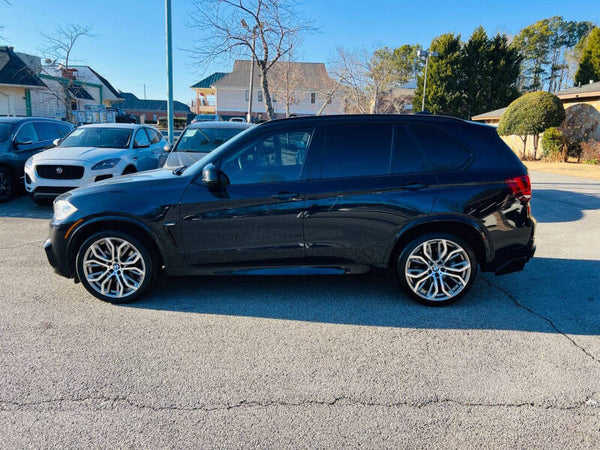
[400,182,428,191]
[272,191,301,201]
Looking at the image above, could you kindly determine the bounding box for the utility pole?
[143,84,147,100]
[241,19,258,123]
[165,0,174,144]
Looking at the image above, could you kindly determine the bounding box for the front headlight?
[91,158,121,170]
[25,157,33,169]
[53,199,78,221]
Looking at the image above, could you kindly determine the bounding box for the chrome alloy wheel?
[404,238,471,302]
[82,237,146,299]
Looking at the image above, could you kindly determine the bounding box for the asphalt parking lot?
[0,171,599,448]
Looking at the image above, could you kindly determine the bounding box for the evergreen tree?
[575,27,600,85]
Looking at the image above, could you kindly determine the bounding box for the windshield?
[193,115,218,121]
[0,123,13,142]
[174,127,246,153]
[181,126,256,175]
[59,127,132,149]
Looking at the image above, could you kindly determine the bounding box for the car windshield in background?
[193,115,219,122]
[0,123,13,142]
[175,128,245,153]
[59,128,132,149]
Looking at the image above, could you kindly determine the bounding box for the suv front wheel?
[396,233,477,306]
[75,231,154,303]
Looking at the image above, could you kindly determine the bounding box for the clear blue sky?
[2,0,598,105]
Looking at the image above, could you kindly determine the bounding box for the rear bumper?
[494,238,536,275]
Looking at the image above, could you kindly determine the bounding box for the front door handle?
[400,182,428,191]
[272,191,301,201]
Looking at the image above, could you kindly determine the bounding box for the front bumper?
[44,220,77,279]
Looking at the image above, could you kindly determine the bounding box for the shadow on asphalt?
[0,193,53,219]
[532,187,600,223]
[127,257,599,335]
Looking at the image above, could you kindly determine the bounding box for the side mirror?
[53,138,61,147]
[163,142,173,152]
[202,163,219,186]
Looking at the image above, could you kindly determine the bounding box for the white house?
[212,60,344,121]
[0,46,47,116]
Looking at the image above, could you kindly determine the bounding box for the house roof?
[68,85,94,100]
[213,60,335,90]
[86,66,123,99]
[0,46,46,88]
[118,92,191,113]
[471,107,507,121]
[556,81,600,100]
[191,72,229,89]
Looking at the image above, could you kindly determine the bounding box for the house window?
[310,93,316,104]
[245,90,249,101]
[257,91,263,102]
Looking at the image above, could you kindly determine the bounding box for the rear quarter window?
[408,124,471,172]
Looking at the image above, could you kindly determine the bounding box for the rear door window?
[319,123,393,179]
[391,126,427,174]
[408,125,471,171]
[15,123,39,144]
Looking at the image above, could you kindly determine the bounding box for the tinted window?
[57,124,72,137]
[134,129,150,147]
[409,125,471,171]
[391,126,426,174]
[0,123,13,142]
[320,123,392,179]
[59,128,132,149]
[15,123,39,144]
[221,129,312,184]
[35,122,61,141]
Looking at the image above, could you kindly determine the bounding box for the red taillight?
[505,175,531,202]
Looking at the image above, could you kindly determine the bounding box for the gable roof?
[471,107,507,121]
[191,72,229,89]
[0,46,46,88]
[213,60,335,90]
[118,92,191,113]
[68,85,95,100]
[86,66,123,99]
[556,81,600,100]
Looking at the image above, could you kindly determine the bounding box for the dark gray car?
[0,117,74,202]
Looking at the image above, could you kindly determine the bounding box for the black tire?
[395,232,477,306]
[75,231,155,303]
[122,166,137,175]
[30,193,52,205]
[0,166,15,203]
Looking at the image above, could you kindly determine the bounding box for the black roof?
[68,85,95,100]
[118,92,191,113]
[0,116,70,124]
[0,46,46,88]
[87,66,123,99]
[265,114,468,127]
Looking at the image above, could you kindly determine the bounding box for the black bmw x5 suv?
[45,115,535,305]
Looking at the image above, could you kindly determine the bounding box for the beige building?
[212,60,344,121]
[471,82,600,157]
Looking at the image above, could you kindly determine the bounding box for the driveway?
[0,171,598,448]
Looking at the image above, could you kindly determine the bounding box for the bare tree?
[315,71,341,115]
[268,54,303,117]
[39,24,95,122]
[329,47,370,114]
[188,0,314,120]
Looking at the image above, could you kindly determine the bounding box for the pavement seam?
[481,275,600,366]
[0,394,597,413]
[0,240,45,250]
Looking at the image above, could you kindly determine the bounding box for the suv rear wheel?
[75,231,154,303]
[396,233,477,306]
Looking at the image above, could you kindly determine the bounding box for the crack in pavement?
[481,276,600,365]
[0,393,597,414]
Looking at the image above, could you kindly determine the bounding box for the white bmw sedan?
[25,123,167,202]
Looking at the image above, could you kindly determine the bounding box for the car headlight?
[25,157,33,169]
[91,158,121,170]
[53,199,78,221]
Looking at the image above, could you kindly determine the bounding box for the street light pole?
[418,49,438,112]
[165,0,174,144]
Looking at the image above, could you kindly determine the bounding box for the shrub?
[498,91,565,159]
[541,127,565,161]
[157,117,187,129]
[580,140,600,164]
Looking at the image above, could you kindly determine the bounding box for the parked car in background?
[0,117,73,202]
[190,114,222,123]
[107,107,137,124]
[229,117,245,122]
[44,115,535,305]
[25,123,166,202]
[163,121,254,169]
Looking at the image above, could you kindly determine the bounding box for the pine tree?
[575,27,600,85]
